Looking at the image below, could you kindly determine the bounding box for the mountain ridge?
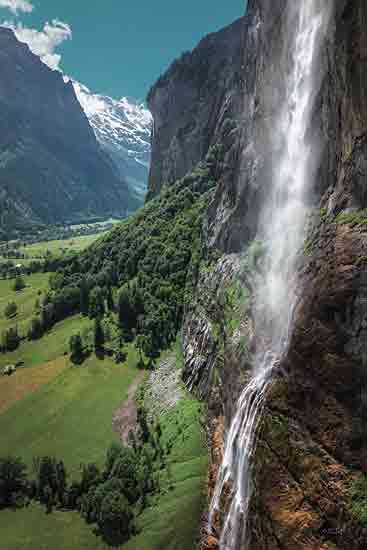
[0,27,140,238]
[73,82,152,201]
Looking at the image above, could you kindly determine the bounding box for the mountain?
[0,28,139,238]
[73,82,152,201]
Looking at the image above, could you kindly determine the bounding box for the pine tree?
[69,333,83,364]
[94,318,105,354]
[106,286,114,312]
[79,277,89,316]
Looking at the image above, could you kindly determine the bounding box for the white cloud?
[2,19,72,70]
[0,0,33,15]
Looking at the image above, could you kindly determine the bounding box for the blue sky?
[0,0,245,101]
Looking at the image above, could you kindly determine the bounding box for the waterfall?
[208,2,333,548]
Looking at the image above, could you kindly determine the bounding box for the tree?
[70,333,84,364]
[79,277,90,316]
[34,298,41,314]
[44,484,54,514]
[28,317,43,340]
[2,326,20,352]
[135,334,147,369]
[33,456,58,504]
[55,460,67,506]
[4,302,17,319]
[0,456,27,508]
[99,491,133,545]
[94,318,105,355]
[13,275,25,292]
[80,463,100,495]
[106,286,114,312]
[118,285,136,339]
[41,303,54,332]
[104,443,124,478]
[89,286,105,319]
[110,447,138,504]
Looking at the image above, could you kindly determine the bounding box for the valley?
[1,1,367,549]
[0,195,209,548]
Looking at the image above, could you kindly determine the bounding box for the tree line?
[0,403,177,547]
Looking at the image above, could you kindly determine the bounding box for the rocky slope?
[73,82,152,201]
[149,1,367,548]
[0,28,138,238]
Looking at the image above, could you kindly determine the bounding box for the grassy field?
[0,357,68,414]
[0,342,208,550]
[0,273,50,336]
[0,378,207,550]
[0,314,93,369]
[0,349,140,473]
[19,234,103,259]
[0,504,107,550]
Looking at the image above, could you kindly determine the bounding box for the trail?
[112,371,145,443]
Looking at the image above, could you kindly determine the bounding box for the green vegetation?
[336,209,367,227]
[350,474,367,527]
[0,149,216,547]
[0,273,49,337]
[126,392,207,550]
[0,504,107,550]
[0,335,207,550]
[19,234,103,259]
[0,351,139,472]
[41,146,223,361]
[13,274,26,291]
[1,315,92,368]
[4,301,17,319]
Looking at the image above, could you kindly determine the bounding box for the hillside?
[0,28,139,238]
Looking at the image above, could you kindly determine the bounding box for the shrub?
[4,302,17,319]
[0,456,28,508]
[13,275,26,292]
[69,333,84,364]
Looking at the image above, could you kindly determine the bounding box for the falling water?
[209,2,332,549]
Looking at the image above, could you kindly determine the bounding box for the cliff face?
[0,28,137,236]
[147,17,244,200]
[149,1,367,548]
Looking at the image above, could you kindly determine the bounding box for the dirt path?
[112,371,145,443]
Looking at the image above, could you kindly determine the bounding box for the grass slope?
[0,273,49,336]
[0,357,68,414]
[126,390,208,550]
[0,314,92,368]
[20,234,103,259]
[0,350,140,473]
[0,503,107,550]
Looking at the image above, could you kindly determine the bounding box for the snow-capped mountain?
[73,81,152,201]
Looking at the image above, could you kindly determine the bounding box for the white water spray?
[209,2,332,548]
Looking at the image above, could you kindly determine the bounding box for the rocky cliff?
[147,17,244,200]
[149,1,367,548]
[0,28,138,237]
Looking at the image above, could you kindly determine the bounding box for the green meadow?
[0,273,50,337]
[0,350,140,473]
[19,234,103,259]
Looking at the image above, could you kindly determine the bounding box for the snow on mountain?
[73,81,152,201]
